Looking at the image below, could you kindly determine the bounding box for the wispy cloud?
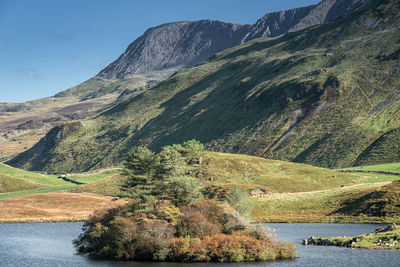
[69,56,80,61]
[48,31,75,41]
[15,67,41,79]
[0,44,4,49]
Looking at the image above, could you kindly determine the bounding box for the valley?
[0,74,167,161]
[5,0,399,174]
[1,153,398,224]
[0,0,399,263]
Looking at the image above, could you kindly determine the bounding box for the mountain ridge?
[8,0,399,173]
[97,0,372,79]
[0,0,373,161]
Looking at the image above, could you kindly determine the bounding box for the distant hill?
[0,74,163,161]
[8,0,399,173]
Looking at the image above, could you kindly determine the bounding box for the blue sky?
[0,0,320,102]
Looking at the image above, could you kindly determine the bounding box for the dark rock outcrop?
[98,20,251,79]
[98,0,372,79]
[291,0,371,31]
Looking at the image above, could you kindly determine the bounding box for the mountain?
[98,0,372,79]
[97,21,252,79]
[0,0,372,161]
[8,0,399,173]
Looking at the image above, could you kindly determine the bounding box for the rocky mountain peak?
[97,0,372,79]
[97,20,251,79]
[291,0,372,31]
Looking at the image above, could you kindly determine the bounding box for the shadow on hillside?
[121,52,326,154]
[329,190,380,216]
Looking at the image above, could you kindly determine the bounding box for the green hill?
[251,161,400,223]
[0,163,67,187]
[8,0,400,173]
[71,172,126,196]
[0,173,42,193]
[342,162,400,173]
[71,151,399,223]
[73,152,395,195]
[0,163,77,197]
[0,163,119,199]
[353,128,400,166]
[335,179,400,219]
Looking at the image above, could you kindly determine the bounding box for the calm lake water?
[0,222,399,267]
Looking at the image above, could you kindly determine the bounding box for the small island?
[304,224,399,250]
[73,140,296,262]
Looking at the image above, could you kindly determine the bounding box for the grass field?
[341,163,400,173]
[0,163,128,222]
[1,153,399,223]
[251,182,396,223]
[67,169,120,184]
[0,163,120,199]
[0,163,69,187]
[0,185,79,200]
[200,152,397,193]
[71,172,127,195]
[0,173,43,193]
[0,192,127,222]
[72,152,378,195]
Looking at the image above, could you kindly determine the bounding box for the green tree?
[182,139,205,164]
[122,146,160,211]
[159,145,186,177]
[164,176,202,206]
[226,187,253,216]
[125,146,159,176]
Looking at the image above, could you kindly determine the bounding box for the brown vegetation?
[0,192,128,223]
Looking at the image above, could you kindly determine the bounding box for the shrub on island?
[73,141,296,262]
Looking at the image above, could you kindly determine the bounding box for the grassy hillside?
[342,162,400,172]
[8,0,400,173]
[0,74,162,161]
[70,151,400,223]
[0,163,117,199]
[74,151,398,194]
[0,163,68,186]
[252,176,400,223]
[335,179,400,218]
[353,128,400,166]
[71,172,127,196]
[199,152,380,193]
[2,151,398,223]
[0,173,42,193]
[251,182,392,223]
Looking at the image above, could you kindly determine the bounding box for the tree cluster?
[73,140,296,262]
[121,139,205,210]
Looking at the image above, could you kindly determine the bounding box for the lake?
[0,222,399,266]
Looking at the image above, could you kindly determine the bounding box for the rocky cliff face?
[241,5,315,42]
[97,21,251,79]
[98,0,372,79]
[291,0,372,31]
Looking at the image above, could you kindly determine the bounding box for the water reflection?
[0,222,399,267]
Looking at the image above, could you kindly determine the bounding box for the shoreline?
[1,217,396,224]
